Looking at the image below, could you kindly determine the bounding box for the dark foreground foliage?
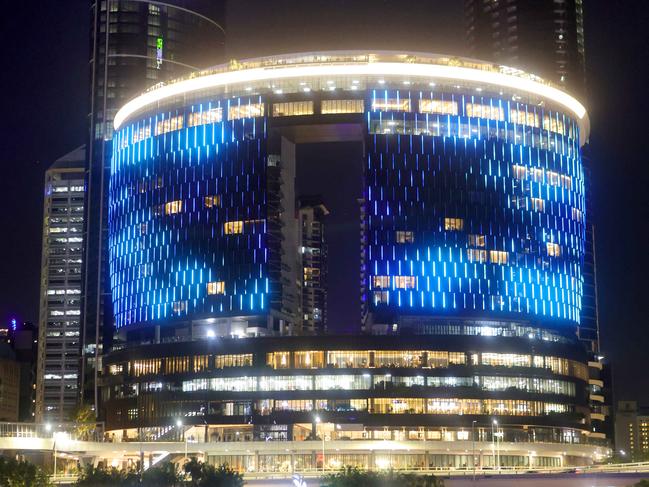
[75,459,243,486]
[0,457,51,487]
[322,466,444,487]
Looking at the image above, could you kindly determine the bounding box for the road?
[245,473,649,487]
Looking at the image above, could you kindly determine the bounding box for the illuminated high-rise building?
[99,51,609,467]
[465,0,586,96]
[82,0,225,414]
[36,147,85,422]
[297,197,329,334]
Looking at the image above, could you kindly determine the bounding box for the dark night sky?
[1,1,647,404]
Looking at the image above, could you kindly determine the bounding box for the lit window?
[546,243,561,257]
[372,98,411,112]
[512,164,527,179]
[132,124,151,143]
[489,251,509,264]
[419,99,458,115]
[395,231,414,243]
[510,108,540,127]
[530,168,544,183]
[187,107,223,127]
[155,114,184,136]
[172,300,187,313]
[560,175,572,190]
[468,234,485,247]
[228,103,264,120]
[164,200,182,215]
[444,218,464,231]
[321,99,364,114]
[224,221,243,234]
[546,171,560,186]
[207,281,225,295]
[394,276,416,289]
[204,195,221,208]
[530,198,545,212]
[543,115,566,135]
[467,249,488,263]
[374,291,389,304]
[465,103,504,120]
[372,276,390,289]
[572,208,583,222]
[272,101,314,117]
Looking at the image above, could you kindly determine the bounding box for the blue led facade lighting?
[110,98,269,329]
[365,89,584,327]
[109,51,587,333]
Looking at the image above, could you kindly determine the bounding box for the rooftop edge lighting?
[114,51,589,144]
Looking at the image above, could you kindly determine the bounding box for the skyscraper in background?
[465,0,586,96]
[36,147,85,422]
[82,0,225,416]
[297,197,329,334]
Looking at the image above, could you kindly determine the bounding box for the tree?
[0,457,51,487]
[197,464,244,487]
[70,403,97,440]
[322,466,444,487]
[141,463,182,487]
[182,459,243,487]
[74,465,128,486]
[183,457,203,486]
[633,481,649,487]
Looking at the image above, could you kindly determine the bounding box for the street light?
[315,416,324,473]
[176,419,187,463]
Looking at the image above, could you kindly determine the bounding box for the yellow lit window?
[530,197,545,211]
[546,243,561,257]
[467,249,487,263]
[512,165,527,180]
[394,276,416,289]
[164,200,182,215]
[395,231,414,243]
[444,218,464,231]
[204,195,221,208]
[572,208,583,222]
[207,281,225,295]
[372,276,390,289]
[419,99,458,115]
[543,115,566,135]
[510,109,540,127]
[216,354,253,368]
[155,115,184,136]
[228,103,265,120]
[132,125,151,144]
[224,221,243,234]
[266,352,290,369]
[188,107,223,127]
[372,98,411,112]
[468,234,485,247]
[489,251,509,264]
[304,267,320,278]
[465,103,504,120]
[272,101,314,117]
[321,99,364,114]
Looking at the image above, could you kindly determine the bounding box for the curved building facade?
[103,52,604,469]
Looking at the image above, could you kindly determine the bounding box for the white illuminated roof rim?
[114,51,589,143]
